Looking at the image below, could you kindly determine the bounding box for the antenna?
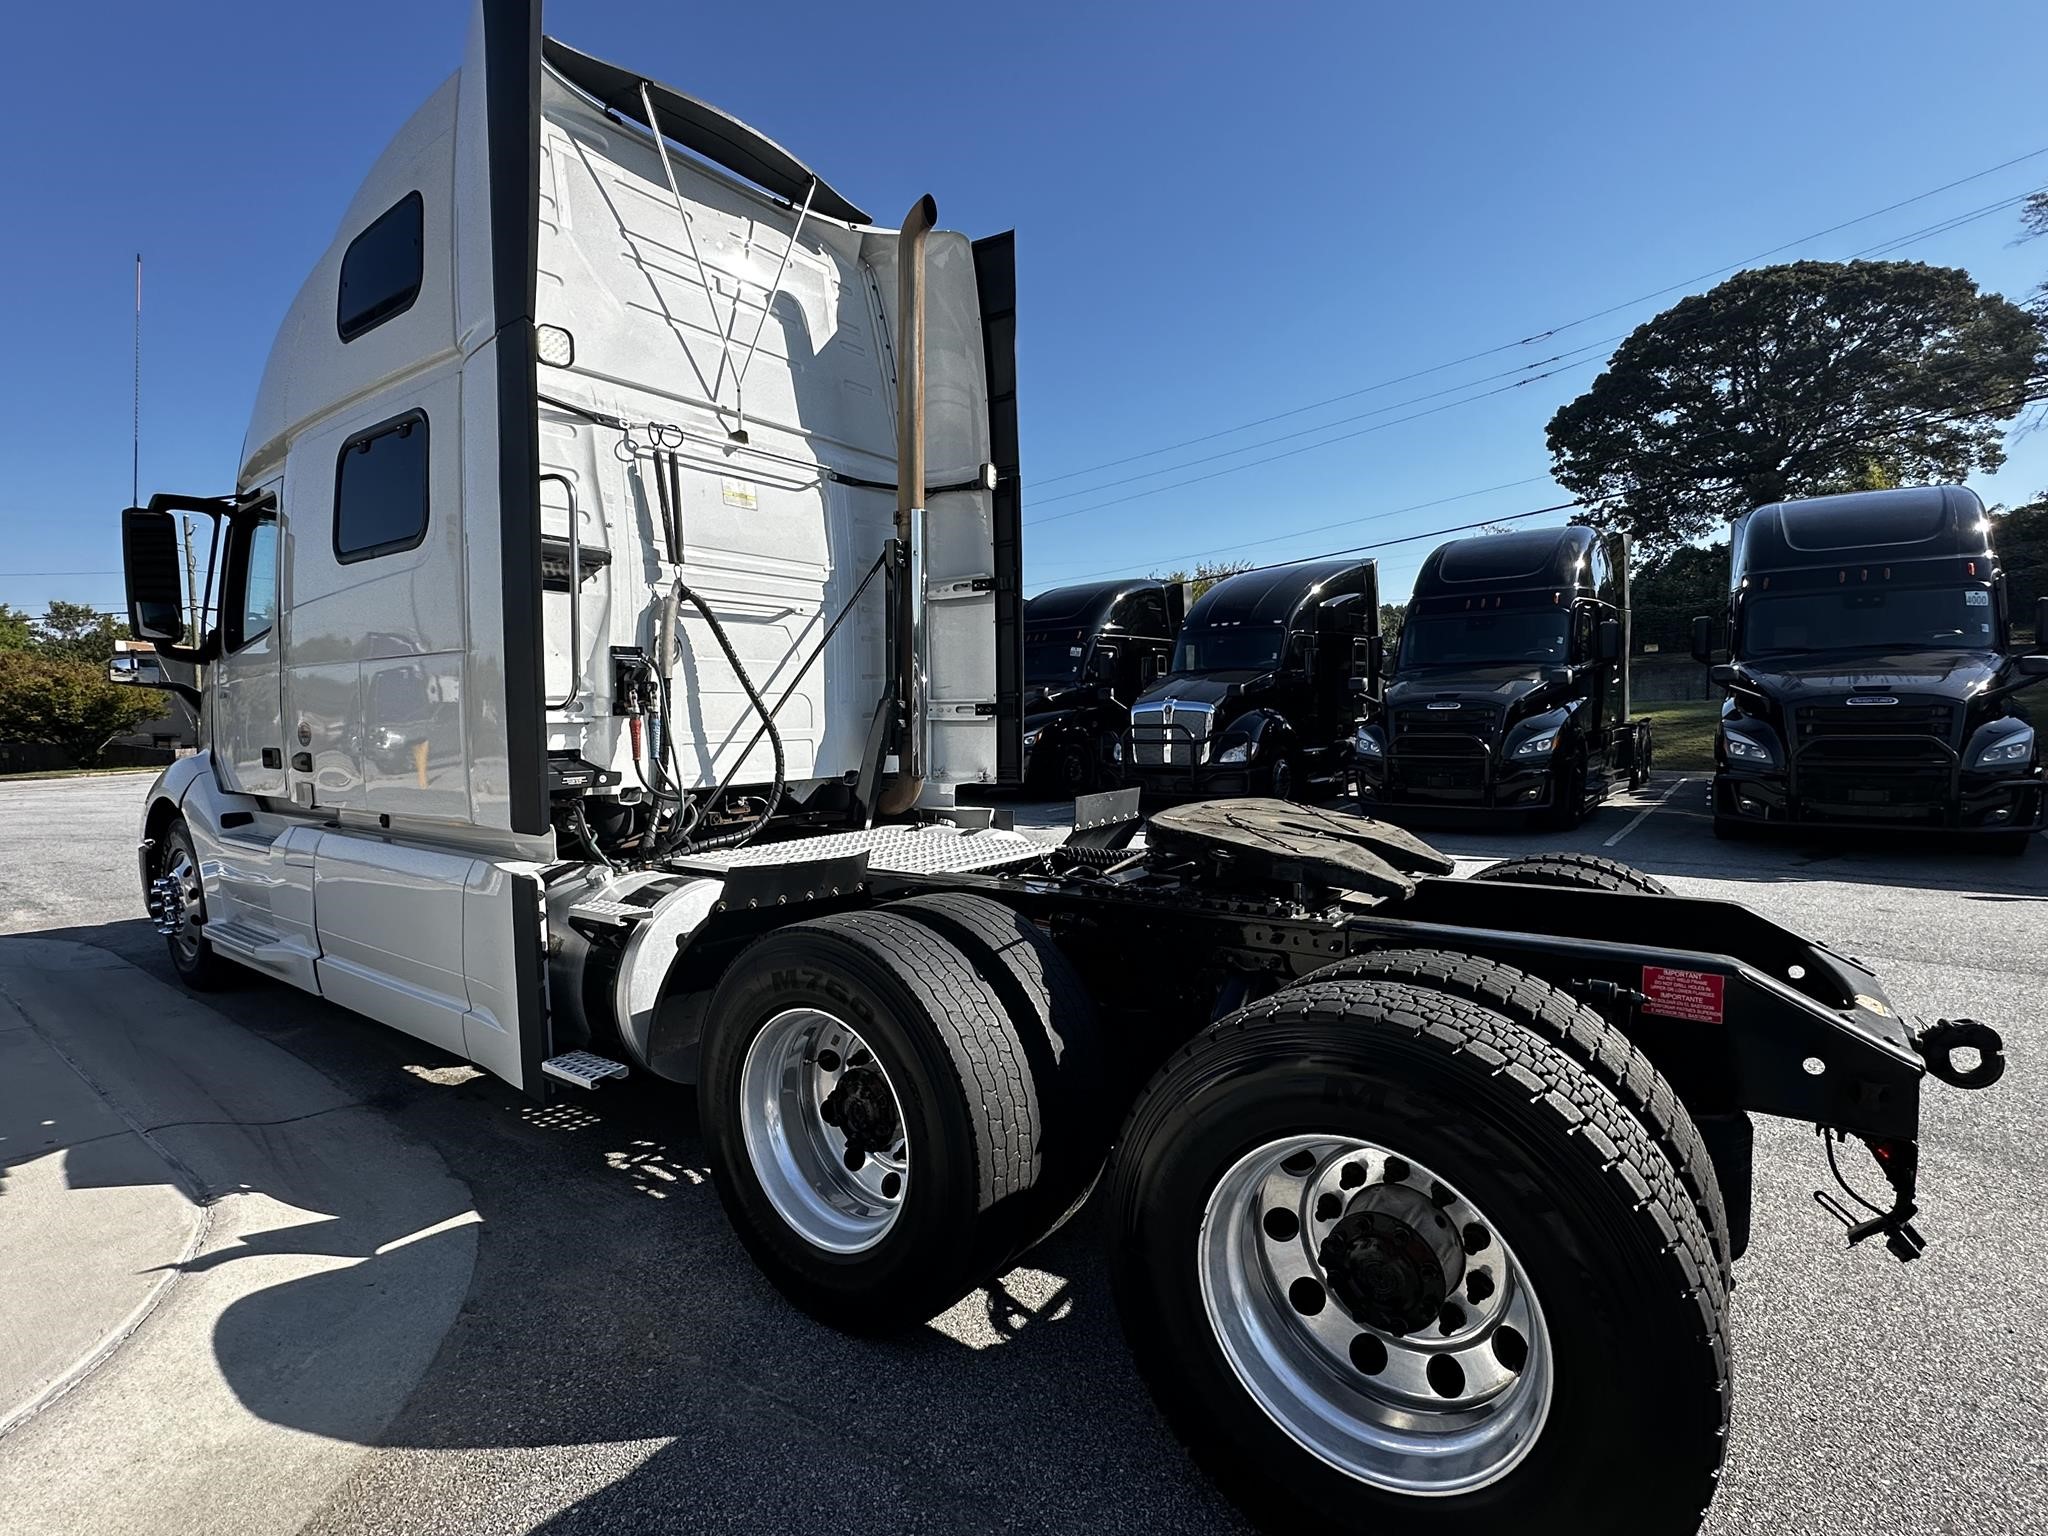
[133,254,142,507]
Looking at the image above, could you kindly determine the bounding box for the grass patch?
[1637,699,1719,771]
[0,766,160,782]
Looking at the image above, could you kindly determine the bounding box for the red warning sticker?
[1641,966,1725,1025]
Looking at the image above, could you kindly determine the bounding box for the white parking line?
[1604,776,1689,849]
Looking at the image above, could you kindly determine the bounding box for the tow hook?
[1913,1017,2005,1090]
[1813,1131,1925,1264]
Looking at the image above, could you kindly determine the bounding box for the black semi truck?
[1021,579,1184,794]
[1356,526,1652,827]
[1127,557,1378,800]
[1694,485,2048,850]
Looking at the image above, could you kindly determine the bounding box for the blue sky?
[4,0,2046,620]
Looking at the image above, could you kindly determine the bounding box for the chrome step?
[567,898,649,927]
[542,1051,630,1090]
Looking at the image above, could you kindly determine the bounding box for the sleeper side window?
[337,191,424,342]
[334,412,430,563]
[223,511,279,652]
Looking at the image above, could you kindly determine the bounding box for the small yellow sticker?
[1855,994,1893,1018]
[721,479,758,510]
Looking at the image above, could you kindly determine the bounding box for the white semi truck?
[118,6,2007,1531]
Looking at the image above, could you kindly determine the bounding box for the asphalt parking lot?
[3,770,2044,1536]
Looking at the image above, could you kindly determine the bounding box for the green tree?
[1993,494,2048,641]
[31,600,128,667]
[0,603,33,652]
[1378,601,1406,650]
[1628,542,1730,654]
[1153,558,1255,602]
[1547,261,2046,555]
[0,653,162,765]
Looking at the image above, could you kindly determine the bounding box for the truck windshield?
[1171,625,1283,674]
[1401,611,1569,668]
[1025,633,1086,685]
[1740,586,1995,657]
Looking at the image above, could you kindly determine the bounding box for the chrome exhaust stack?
[876,194,937,817]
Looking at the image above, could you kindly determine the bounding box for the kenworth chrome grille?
[1131,698,1217,767]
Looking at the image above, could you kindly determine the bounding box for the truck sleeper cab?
[1021,578,1183,794]
[1126,557,1377,802]
[1695,485,2048,851]
[1357,525,1651,827]
[114,9,2014,1535]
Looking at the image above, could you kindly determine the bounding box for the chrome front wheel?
[737,1008,909,1255]
[1198,1133,1552,1497]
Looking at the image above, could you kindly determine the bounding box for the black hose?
[657,581,785,855]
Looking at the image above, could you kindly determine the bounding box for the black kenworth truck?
[1127,557,1378,800]
[1693,485,2048,850]
[1356,526,1652,827]
[1022,578,1184,794]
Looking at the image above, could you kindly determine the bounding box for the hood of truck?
[1134,671,1266,711]
[1736,650,2007,703]
[1385,665,1557,714]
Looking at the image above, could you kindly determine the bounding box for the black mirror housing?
[122,507,189,643]
[1690,615,1714,666]
[1597,617,1622,662]
[1710,662,1741,687]
[2035,595,2048,652]
[2017,654,2048,678]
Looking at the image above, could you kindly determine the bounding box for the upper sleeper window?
[337,191,424,342]
[334,412,430,563]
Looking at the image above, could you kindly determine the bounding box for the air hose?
[655,579,785,855]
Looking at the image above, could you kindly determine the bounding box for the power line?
[1034,142,2048,490]
[1027,357,1601,529]
[1044,499,1588,590]
[1028,341,1614,509]
[1031,475,1549,575]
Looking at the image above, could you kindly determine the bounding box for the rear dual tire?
[1107,980,1728,1535]
[700,899,1102,1333]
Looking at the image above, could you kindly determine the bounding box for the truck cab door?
[214,495,286,797]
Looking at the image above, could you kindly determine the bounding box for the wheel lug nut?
[1437,1302,1465,1335]
[1315,1192,1341,1222]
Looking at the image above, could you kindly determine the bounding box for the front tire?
[701,910,1058,1332]
[1472,851,1671,895]
[148,817,233,990]
[1108,981,1728,1534]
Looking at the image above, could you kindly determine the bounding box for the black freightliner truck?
[1356,526,1652,827]
[1126,557,1378,800]
[1021,578,1184,794]
[1693,485,2048,851]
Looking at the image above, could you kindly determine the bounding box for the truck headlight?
[1512,730,1558,759]
[1722,730,1772,765]
[1216,742,1251,764]
[1353,726,1383,759]
[1972,727,2034,768]
[1022,728,1041,749]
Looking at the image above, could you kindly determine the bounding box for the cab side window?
[1126,589,1171,639]
[335,412,430,563]
[223,511,279,652]
[338,192,424,342]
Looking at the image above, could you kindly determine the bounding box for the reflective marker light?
[536,324,576,367]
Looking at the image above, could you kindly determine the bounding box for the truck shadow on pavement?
[25,920,1248,1536]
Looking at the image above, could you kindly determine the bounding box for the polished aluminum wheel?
[148,839,204,965]
[738,1008,909,1254]
[1197,1134,1552,1496]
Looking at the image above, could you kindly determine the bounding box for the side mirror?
[2017,654,2048,678]
[1085,643,1118,683]
[1710,662,1741,687]
[2034,596,2048,651]
[1690,615,1714,667]
[122,507,190,643]
[1140,652,1162,685]
[1597,618,1622,662]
